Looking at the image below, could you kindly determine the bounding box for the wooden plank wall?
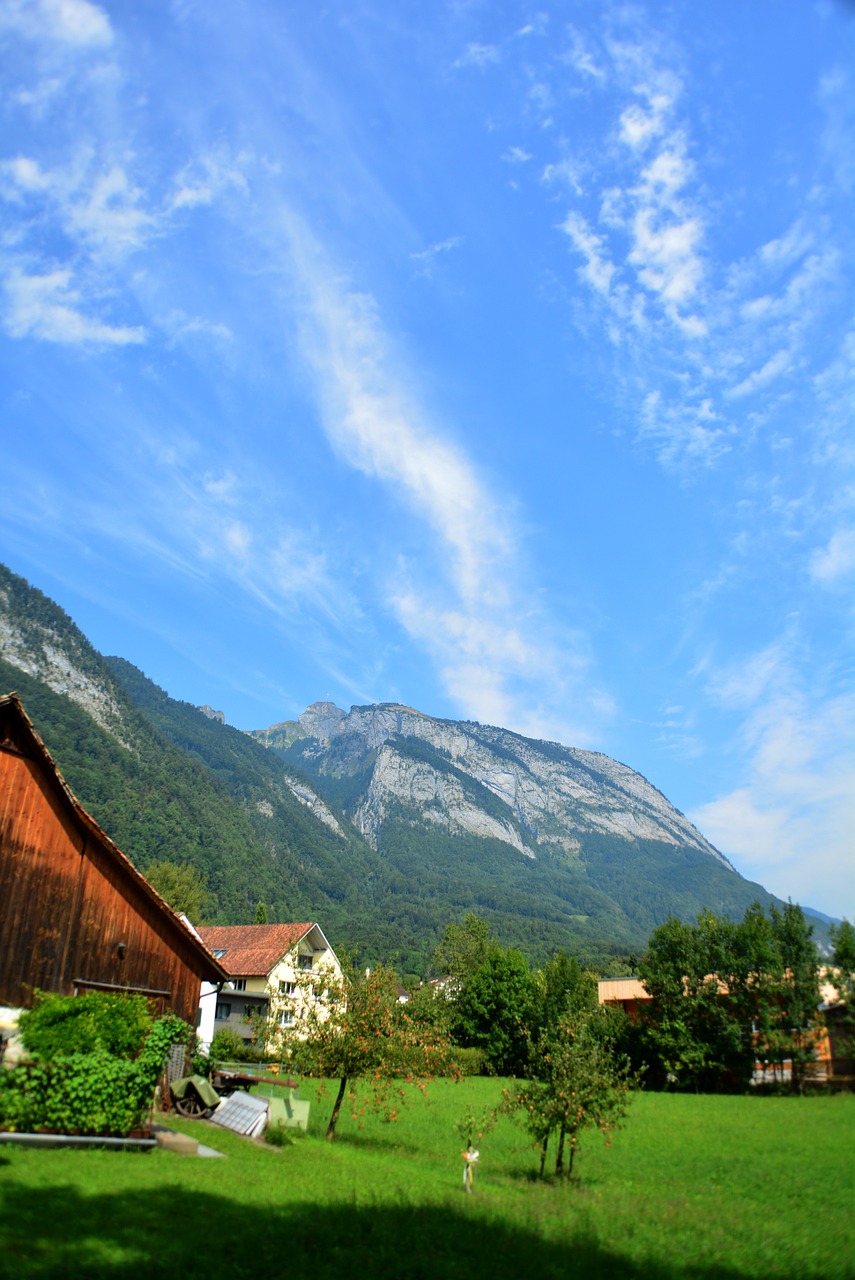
[0,742,206,1026]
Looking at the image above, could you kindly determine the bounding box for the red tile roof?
[196,923,315,977]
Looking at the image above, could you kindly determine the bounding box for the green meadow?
[0,1080,852,1280]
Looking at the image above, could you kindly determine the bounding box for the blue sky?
[1,0,852,919]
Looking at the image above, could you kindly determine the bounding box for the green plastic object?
[251,1084,310,1131]
[170,1074,222,1109]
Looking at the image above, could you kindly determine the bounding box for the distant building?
[197,922,342,1050]
[597,977,650,1021]
[0,692,227,1036]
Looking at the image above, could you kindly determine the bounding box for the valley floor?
[0,1081,852,1280]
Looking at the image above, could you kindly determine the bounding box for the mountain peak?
[298,700,347,739]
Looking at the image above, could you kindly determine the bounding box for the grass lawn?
[0,1079,852,1280]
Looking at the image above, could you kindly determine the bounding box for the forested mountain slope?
[1,562,792,974]
[0,563,385,951]
[252,700,782,964]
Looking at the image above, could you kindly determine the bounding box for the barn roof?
[0,691,228,985]
[197,923,329,977]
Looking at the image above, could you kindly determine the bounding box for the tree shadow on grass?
[0,1180,807,1280]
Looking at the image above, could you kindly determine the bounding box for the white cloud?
[409,235,463,278]
[66,165,153,258]
[627,141,704,314]
[503,146,532,164]
[12,77,64,114]
[694,644,855,916]
[515,14,548,39]
[541,157,583,194]
[760,220,815,268]
[453,43,500,70]
[562,26,605,81]
[619,93,671,150]
[288,220,607,738]
[1,156,53,195]
[631,206,703,305]
[289,228,511,609]
[268,531,338,619]
[2,153,155,260]
[224,521,252,557]
[164,312,234,347]
[548,36,849,476]
[0,0,112,46]
[560,212,616,296]
[3,267,145,345]
[809,528,855,585]
[202,471,239,502]
[639,389,731,468]
[706,643,787,711]
[728,348,792,399]
[169,153,251,212]
[558,79,706,339]
[0,145,252,349]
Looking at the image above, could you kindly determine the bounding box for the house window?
[278,1010,294,1027]
[297,954,313,971]
[232,979,247,991]
[279,981,296,996]
[211,949,227,959]
[215,1002,232,1020]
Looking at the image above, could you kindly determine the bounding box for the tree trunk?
[539,1134,549,1179]
[555,1122,566,1178]
[326,1075,348,1141]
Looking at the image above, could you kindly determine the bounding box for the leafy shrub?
[18,990,153,1060]
[209,1028,249,1063]
[449,1047,485,1077]
[0,1014,189,1136]
[190,1044,213,1077]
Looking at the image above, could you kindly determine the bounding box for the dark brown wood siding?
[0,727,216,1026]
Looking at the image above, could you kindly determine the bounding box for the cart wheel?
[174,1090,211,1120]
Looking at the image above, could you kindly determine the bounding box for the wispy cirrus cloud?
[0,0,112,47]
[409,235,463,278]
[503,145,532,165]
[560,25,605,81]
[169,152,251,212]
[558,75,707,340]
[3,266,145,344]
[453,42,500,71]
[1,153,154,258]
[560,211,618,298]
[525,20,852,477]
[810,528,855,586]
[288,218,607,740]
[692,642,855,908]
[0,141,252,345]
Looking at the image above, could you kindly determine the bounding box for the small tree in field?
[293,964,452,1141]
[508,1010,636,1180]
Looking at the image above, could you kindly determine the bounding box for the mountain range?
[0,562,816,975]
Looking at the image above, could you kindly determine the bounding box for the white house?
[196,922,342,1051]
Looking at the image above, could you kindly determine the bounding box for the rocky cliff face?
[273,700,733,871]
[0,582,131,745]
[352,741,535,856]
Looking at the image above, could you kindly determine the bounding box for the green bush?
[449,1047,486,1076]
[0,1014,189,1136]
[209,1028,249,1063]
[18,990,153,1060]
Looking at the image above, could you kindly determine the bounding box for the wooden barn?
[0,692,227,1026]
